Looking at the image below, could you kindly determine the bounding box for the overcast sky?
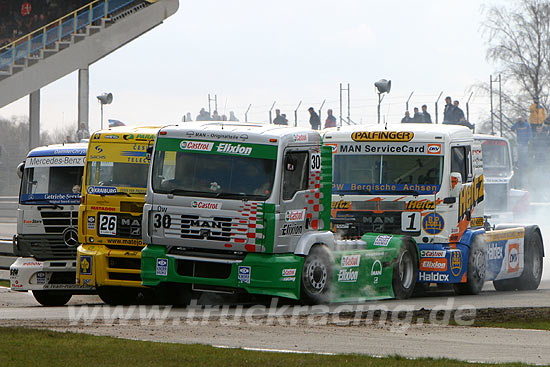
[0,0,504,133]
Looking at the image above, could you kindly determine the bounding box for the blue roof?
[27,143,87,157]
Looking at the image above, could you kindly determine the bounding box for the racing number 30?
[153,214,171,229]
[311,152,321,172]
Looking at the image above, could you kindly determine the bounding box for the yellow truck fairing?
[77,126,160,289]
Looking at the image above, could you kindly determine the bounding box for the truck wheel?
[493,278,518,291]
[392,240,417,299]
[517,229,543,290]
[454,236,487,295]
[32,291,72,307]
[300,245,332,305]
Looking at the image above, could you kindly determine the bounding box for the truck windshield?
[20,166,83,204]
[480,140,511,177]
[152,151,276,200]
[86,161,149,189]
[333,154,443,194]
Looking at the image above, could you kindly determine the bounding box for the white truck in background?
[10,143,94,306]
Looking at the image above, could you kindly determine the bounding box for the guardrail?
[0,0,138,68]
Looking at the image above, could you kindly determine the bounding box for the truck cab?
[10,143,92,306]
[325,124,543,294]
[77,126,160,304]
[474,134,529,221]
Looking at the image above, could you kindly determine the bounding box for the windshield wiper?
[214,192,249,199]
[167,189,217,197]
[334,189,372,195]
[38,204,63,210]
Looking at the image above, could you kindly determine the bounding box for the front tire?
[32,290,72,307]
[517,228,543,290]
[392,239,418,299]
[300,245,332,305]
[454,236,487,295]
[98,286,146,305]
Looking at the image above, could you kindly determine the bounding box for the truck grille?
[176,215,235,242]
[333,211,407,236]
[27,236,77,260]
[40,210,78,234]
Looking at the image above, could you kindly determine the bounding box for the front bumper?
[10,257,95,292]
[77,244,145,288]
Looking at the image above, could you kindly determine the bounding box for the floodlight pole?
[465,92,474,122]
[319,99,325,125]
[377,93,385,124]
[244,104,252,123]
[100,102,104,129]
[294,101,302,127]
[406,91,414,112]
[269,101,276,124]
[434,91,443,124]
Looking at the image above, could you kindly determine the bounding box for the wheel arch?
[293,231,335,256]
[494,223,544,258]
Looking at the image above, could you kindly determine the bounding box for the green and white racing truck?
[326,123,544,295]
[10,143,94,306]
[141,122,414,303]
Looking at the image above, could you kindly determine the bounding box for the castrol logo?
[191,200,222,210]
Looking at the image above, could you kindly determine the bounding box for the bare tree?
[481,0,550,110]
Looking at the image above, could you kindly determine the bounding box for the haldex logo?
[180,140,214,152]
[216,143,252,156]
[418,272,450,282]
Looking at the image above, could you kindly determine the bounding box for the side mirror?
[16,162,25,179]
[146,146,153,161]
[450,172,462,197]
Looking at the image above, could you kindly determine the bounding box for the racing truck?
[10,143,93,306]
[76,126,161,304]
[141,122,417,304]
[326,123,544,294]
[474,134,529,221]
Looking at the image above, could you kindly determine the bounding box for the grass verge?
[0,327,533,367]
[0,279,9,287]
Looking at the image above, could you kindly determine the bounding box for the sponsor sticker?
[280,223,303,236]
[332,200,352,210]
[420,250,446,258]
[282,269,297,277]
[79,256,92,275]
[285,209,305,222]
[427,143,442,154]
[418,272,450,282]
[508,243,520,272]
[488,243,504,260]
[156,258,168,276]
[422,213,444,235]
[450,251,462,277]
[373,235,392,247]
[471,217,484,227]
[281,277,296,282]
[87,186,118,195]
[351,131,414,142]
[238,266,251,284]
[36,272,46,284]
[420,258,448,271]
[87,216,96,230]
[293,133,308,142]
[191,200,222,210]
[371,260,383,276]
[341,255,361,268]
[179,140,214,152]
[337,268,358,282]
[216,143,252,156]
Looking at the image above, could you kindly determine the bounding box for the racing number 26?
[99,214,117,235]
[153,214,171,229]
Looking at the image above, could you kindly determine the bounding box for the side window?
[451,146,473,182]
[282,151,309,201]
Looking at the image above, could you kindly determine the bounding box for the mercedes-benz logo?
[63,227,79,248]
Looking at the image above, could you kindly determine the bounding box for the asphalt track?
[1,219,550,364]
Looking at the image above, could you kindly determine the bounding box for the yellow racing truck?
[77,126,161,304]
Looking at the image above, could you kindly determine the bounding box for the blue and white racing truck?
[10,143,94,306]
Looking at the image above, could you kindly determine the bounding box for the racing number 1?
[401,212,420,232]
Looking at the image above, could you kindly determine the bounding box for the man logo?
[427,144,442,154]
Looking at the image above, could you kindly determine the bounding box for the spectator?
[443,96,454,122]
[308,107,320,130]
[412,107,423,122]
[511,116,532,185]
[529,98,546,128]
[533,124,550,164]
[401,111,413,123]
[421,104,432,123]
[211,110,221,121]
[183,112,192,122]
[196,108,211,121]
[229,111,239,121]
[325,109,337,128]
[452,100,465,122]
[273,109,288,125]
